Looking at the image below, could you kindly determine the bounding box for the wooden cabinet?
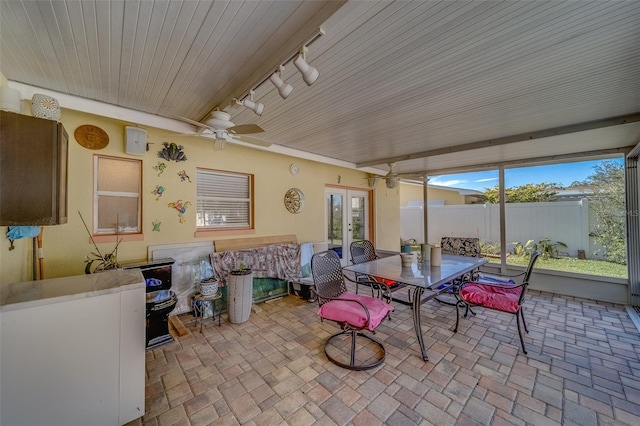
[0,111,68,225]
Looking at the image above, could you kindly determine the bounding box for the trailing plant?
[79,211,122,274]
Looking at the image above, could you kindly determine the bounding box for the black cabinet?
[0,111,68,225]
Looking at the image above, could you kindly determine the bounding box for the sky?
[428,158,624,192]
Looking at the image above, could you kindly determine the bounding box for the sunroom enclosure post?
[626,151,640,306]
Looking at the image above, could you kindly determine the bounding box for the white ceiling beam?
[356,113,640,168]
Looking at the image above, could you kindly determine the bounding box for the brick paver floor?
[132,288,640,425]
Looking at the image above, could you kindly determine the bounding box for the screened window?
[196,169,253,230]
[94,156,141,234]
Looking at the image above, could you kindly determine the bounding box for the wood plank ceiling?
[1,0,639,177]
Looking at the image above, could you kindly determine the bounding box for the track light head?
[239,90,264,116]
[269,67,293,99]
[243,98,264,116]
[294,53,319,86]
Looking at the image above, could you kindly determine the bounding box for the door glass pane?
[351,196,365,241]
[326,193,343,258]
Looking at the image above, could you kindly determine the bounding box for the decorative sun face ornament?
[284,188,305,214]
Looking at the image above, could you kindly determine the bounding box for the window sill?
[91,233,144,244]
[195,228,255,238]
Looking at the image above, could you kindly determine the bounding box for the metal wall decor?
[284,188,304,214]
[168,200,191,223]
[157,142,186,162]
[153,161,167,176]
[151,185,165,200]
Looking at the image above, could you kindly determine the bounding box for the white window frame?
[93,155,142,235]
[196,168,253,230]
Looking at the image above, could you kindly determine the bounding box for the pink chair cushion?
[373,276,398,287]
[318,292,394,331]
[460,283,522,313]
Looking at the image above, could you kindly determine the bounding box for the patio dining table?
[343,254,488,361]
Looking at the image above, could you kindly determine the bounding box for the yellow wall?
[1,106,400,284]
[400,182,466,206]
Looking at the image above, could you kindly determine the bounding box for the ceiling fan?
[366,163,400,189]
[175,111,271,150]
[368,163,426,189]
[383,162,400,189]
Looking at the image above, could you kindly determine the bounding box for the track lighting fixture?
[208,28,324,120]
[294,46,319,86]
[240,90,264,116]
[269,66,293,99]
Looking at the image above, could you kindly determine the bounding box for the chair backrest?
[311,250,348,306]
[440,237,481,257]
[517,250,541,304]
[350,240,378,264]
[523,250,541,284]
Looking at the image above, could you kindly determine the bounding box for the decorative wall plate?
[284,188,305,214]
[74,125,109,150]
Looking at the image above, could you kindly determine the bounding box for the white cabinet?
[0,270,145,426]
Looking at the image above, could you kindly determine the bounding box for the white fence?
[400,199,602,258]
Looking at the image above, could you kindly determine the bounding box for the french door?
[325,187,371,265]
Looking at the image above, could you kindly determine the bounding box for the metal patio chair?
[311,250,394,370]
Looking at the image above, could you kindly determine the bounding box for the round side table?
[193,291,223,332]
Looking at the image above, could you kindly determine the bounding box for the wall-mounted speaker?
[125,126,147,155]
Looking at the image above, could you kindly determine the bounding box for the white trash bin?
[227,269,253,323]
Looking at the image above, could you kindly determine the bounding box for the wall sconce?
[269,66,293,99]
[240,90,264,116]
[294,46,319,86]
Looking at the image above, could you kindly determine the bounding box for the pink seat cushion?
[373,276,398,287]
[460,283,522,313]
[318,292,394,331]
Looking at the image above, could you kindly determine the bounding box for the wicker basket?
[199,278,219,296]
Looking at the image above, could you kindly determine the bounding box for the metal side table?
[193,291,223,332]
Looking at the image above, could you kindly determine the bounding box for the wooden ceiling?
[2,0,639,176]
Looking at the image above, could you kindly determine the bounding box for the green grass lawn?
[486,255,628,279]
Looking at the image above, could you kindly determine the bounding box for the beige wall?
[400,182,466,206]
[1,105,400,285]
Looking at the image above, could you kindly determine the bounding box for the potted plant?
[227,263,253,323]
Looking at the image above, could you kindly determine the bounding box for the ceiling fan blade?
[232,134,272,147]
[228,123,264,134]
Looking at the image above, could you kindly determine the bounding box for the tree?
[481,182,559,203]
[578,161,626,264]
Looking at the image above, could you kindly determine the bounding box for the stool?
[193,292,222,332]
